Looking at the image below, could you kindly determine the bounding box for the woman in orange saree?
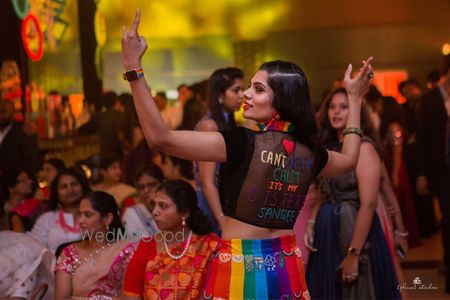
[122,180,218,300]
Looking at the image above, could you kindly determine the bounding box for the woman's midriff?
[221,216,294,239]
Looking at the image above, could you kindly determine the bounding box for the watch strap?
[123,68,144,81]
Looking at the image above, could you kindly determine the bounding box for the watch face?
[126,70,139,81]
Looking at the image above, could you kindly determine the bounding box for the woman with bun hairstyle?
[122,180,218,299]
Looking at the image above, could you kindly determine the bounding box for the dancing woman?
[121,9,373,299]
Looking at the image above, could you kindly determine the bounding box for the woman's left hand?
[339,254,359,283]
[343,57,374,101]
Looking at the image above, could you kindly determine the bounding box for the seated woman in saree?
[122,180,218,300]
[121,10,373,299]
[28,167,91,253]
[1,167,49,231]
[55,191,136,300]
[0,231,55,300]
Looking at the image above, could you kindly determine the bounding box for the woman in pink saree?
[55,191,136,299]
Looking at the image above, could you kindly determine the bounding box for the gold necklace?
[83,243,110,266]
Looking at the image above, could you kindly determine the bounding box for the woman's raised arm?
[320,58,374,177]
[121,9,226,162]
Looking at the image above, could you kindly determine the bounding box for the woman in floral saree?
[55,191,136,299]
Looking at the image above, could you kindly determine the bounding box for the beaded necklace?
[163,230,193,260]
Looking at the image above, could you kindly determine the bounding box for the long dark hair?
[207,67,244,130]
[158,180,213,235]
[176,98,204,130]
[49,167,91,210]
[83,191,125,237]
[319,87,381,153]
[259,60,317,148]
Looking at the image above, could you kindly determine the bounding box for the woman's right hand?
[343,57,374,101]
[121,9,148,70]
[303,221,317,252]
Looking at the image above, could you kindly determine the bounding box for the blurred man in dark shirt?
[78,92,125,159]
[0,99,39,175]
[398,79,437,238]
[415,55,450,293]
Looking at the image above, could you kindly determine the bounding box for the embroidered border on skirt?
[201,235,310,300]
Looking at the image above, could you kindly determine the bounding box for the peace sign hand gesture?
[121,9,147,70]
[343,57,374,102]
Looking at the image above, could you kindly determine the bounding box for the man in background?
[398,79,437,238]
[0,98,39,175]
[415,55,450,293]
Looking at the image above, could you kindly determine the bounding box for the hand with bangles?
[339,253,359,283]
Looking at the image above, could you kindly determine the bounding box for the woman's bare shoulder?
[196,118,219,131]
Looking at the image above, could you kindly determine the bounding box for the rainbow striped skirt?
[201,235,310,300]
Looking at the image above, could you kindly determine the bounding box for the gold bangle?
[343,127,363,137]
[395,230,409,237]
[348,247,361,256]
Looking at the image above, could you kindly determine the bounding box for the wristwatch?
[348,247,361,256]
[123,68,144,81]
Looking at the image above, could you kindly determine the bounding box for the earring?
[182,218,186,226]
[106,224,110,231]
[218,97,223,104]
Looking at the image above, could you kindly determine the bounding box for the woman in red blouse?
[122,180,218,299]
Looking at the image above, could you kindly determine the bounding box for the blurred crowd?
[0,54,449,299]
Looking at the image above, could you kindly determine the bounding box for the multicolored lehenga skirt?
[201,235,310,300]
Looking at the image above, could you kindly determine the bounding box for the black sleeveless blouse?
[219,127,328,229]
